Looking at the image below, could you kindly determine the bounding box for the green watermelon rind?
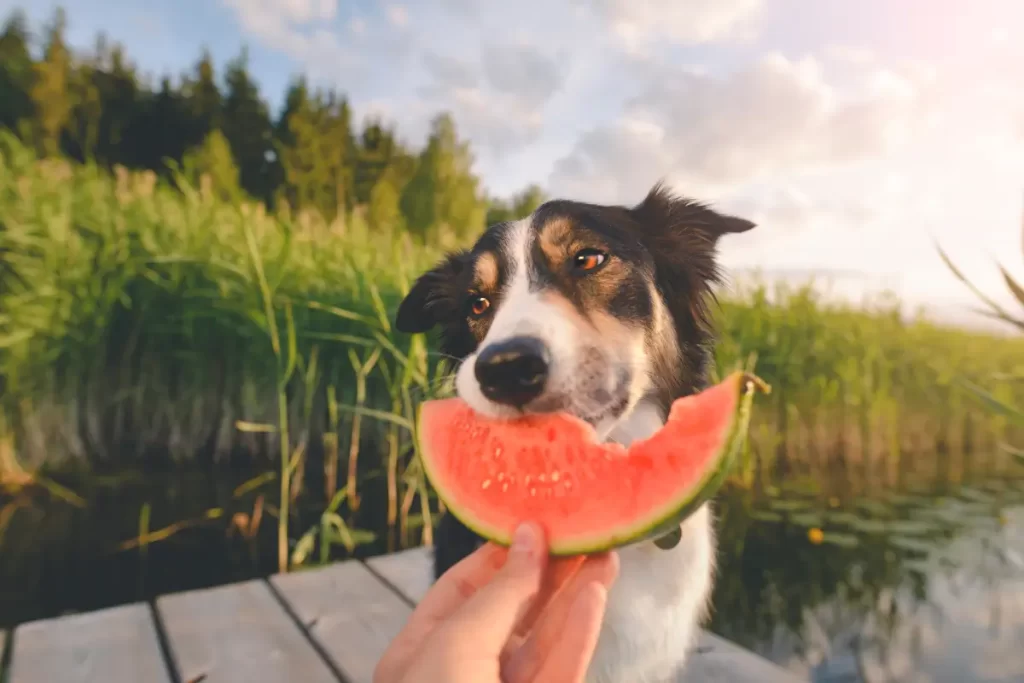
[416,371,763,556]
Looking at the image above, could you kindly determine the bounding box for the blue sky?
[5,0,1024,328]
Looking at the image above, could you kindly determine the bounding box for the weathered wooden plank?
[272,559,412,683]
[7,603,171,683]
[157,578,340,683]
[682,632,802,682]
[364,545,433,605]
[365,545,804,682]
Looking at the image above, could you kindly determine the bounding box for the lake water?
[709,476,1024,682]
[2,463,1023,682]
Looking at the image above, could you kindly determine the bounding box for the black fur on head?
[395,249,477,360]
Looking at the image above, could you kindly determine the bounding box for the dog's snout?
[474,336,549,408]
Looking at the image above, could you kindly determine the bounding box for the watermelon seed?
[538,473,547,483]
[550,471,561,482]
[501,482,509,492]
[530,487,537,497]
[482,479,492,490]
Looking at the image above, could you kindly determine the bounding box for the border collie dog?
[395,182,756,683]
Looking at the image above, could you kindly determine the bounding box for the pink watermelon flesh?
[418,371,758,554]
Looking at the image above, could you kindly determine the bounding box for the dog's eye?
[468,295,491,317]
[572,249,607,272]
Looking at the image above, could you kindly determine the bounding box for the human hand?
[373,522,619,683]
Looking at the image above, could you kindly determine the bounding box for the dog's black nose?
[474,336,550,408]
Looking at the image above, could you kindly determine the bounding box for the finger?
[375,542,508,683]
[503,552,619,683]
[533,581,610,683]
[441,521,548,652]
[501,554,587,667]
[409,541,508,625]
[513,554,586,637]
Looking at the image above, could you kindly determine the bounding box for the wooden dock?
[0,546,804,682]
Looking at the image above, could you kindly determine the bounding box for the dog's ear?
[632,181,756,243]
[629,181,755,337]
[396,251,471,334]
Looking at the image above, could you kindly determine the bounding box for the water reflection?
[709,475,1024,682]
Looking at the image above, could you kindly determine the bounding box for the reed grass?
[1,133,1022,568]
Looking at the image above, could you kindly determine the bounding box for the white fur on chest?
[586,401,717,683]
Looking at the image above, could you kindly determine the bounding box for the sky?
[5,0,1024,331]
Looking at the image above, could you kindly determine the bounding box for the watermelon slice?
[417,371,768,555]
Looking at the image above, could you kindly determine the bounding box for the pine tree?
[93,43,140,167]
[135,77,189,173]
[267,75,309,206]
[276,87,356,222]
[222,48,276,204]
[0,10,35,135]
[400,113,487,244]
[29,8,73,157]
[181,50,223,152]
[354,120,410,204]
[66,56,102,161]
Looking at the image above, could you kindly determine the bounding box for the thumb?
[444,522,547,651]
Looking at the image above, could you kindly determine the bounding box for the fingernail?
[511,522,538,558]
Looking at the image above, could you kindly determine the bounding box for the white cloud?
[228,0,336,25]
[585,0,763,49]
[214,0,1024,325]
[220,0,416,92]
[480,41,568,106]
[549,52,928,202]
[386,5,409,28]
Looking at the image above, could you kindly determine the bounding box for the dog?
[394,182,756,683]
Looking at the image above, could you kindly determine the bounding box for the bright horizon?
[4,0,1024,332]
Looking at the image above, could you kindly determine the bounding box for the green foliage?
[277,86,356,222]
[28,8,72,157]
[0,8,536,229]
[400,113,488,245]
[1,133,1021,482]
[713,280,1024,487]
[221,48,277,204]
[486,183,548,225]
[368,173,407,235]
[180,128,243,203]
[0,10,35,135]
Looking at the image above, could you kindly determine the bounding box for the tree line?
[0,7,546,241]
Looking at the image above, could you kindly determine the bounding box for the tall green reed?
[935,221,1024,466]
